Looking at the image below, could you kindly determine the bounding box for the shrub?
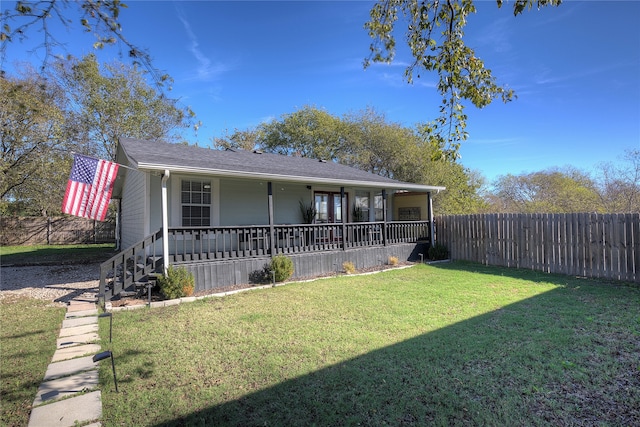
[428,242,449,261]
[343,261,356,274]
[388,256,399,266]
[157,266,195,299]
[270,255,294,282]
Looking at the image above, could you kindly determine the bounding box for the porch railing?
[99,228,163,303]
[167,221,430,263]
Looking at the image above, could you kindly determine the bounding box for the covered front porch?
[168,220,430,262]
[101,138,446,302]
[99,220,432,302]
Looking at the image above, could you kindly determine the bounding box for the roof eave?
[135,163,445,193]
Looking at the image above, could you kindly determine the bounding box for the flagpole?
[70,152,140,173]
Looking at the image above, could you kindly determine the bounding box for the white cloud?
[176,6,229,81]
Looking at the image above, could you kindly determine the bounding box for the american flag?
[62,154,119,221]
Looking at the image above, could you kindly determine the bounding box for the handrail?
[166,221,430,261]
[99,228,163,306]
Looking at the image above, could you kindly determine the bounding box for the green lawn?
[0,297,65,427]
[97,262,640,426]
[1,243,115,266]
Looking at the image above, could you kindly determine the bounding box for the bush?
[388,256,399,266]
[428,242,449,261]
[343,261,356,274]
[157,266,195,299]
[270,255,294,282]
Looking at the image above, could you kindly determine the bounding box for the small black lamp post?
[93,351,118,392]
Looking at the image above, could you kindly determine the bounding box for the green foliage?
[352,206,365,222]
[270,255,294,282]
[428,242,449,260]
[54,54,190,160]
[259,105,346,160]
[299,200,317,224]
[364,0,562,157]
[230,105,488,215]
[0,298,65,427]
[0,74,69,214]
[96,263,640,426]
[157,265,195,299]
[489,167,601,213]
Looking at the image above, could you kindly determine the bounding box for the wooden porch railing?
[98,221,430,302]
[99,229,163,304]
[167,221,430,263]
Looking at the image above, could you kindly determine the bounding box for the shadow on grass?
[1,244,116,267]
[151,263,639,426]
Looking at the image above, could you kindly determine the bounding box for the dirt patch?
[0,263,100,305]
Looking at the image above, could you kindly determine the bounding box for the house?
[100,137,445,301]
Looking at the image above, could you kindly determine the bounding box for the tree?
[341,107,421,180]
[595,149,640,213]
[2,56,193,216]
[258,106,348,161]
[52,54,192,160]
[489,167,601,213]
[234,105,488,215]
[211,128,261,152]
[0,72,70,215]
[1,0,170,88]
[365,0,562,158]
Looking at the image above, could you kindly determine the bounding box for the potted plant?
[299,200,317,224]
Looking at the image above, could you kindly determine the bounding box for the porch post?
[268,182,275,257]
[161,170,170,274]
[382,189,387,246]
[341,187,346,250]
[427,191,435,247]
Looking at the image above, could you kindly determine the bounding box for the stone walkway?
[28,292,103,427]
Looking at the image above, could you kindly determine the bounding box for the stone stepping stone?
[33,370,99,406]
[28,390,101,427]
[61,316,97,329]
[67,302,97,312]
[44,355,97,381]
[57,333,99,349]
[51,344,101,363]
[65,308,98,318]
[59,324,99,337]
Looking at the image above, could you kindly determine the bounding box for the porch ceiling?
[117,138,445,193]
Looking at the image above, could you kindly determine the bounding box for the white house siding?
[272,183,311,224]
[120,169,147,249]
[149,174,163,231]
[219,179,270,225]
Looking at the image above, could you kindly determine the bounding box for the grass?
[97,262,640,426]
[0,297,65,427]
[0,243,116,266]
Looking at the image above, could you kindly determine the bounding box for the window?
[181,180,211,226]
[355,191,370,222]
[374,192,384,221]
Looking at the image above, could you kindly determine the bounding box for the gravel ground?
[0,263,100,306]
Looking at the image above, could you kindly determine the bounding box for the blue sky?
[3,0,639,184]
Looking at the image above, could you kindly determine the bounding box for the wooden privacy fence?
[0,216,116,246]
[436,213,640,282]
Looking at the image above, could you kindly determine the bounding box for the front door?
[315,192,344,223]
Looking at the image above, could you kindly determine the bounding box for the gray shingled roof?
[118,138,445,192]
